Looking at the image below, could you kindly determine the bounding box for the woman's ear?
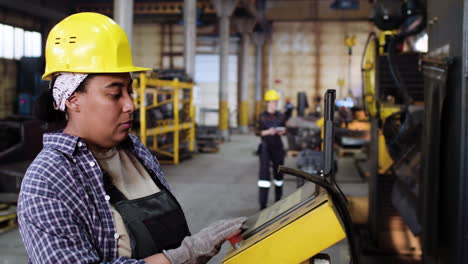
[65,93,80,113]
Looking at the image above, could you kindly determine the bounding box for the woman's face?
[72,73,134,148]
[267,100,278,113]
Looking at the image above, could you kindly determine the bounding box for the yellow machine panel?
[223,90,357,264]
[223,185,346,264]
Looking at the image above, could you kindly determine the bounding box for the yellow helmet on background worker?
[42,12,150,80]
[264,89,280,101]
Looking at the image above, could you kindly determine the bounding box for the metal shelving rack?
[134,73,195,164]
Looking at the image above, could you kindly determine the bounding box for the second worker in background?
[256,90,287,210]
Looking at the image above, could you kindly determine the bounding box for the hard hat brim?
[42,66,152,81]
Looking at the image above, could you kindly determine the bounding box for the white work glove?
[163,217,247,264]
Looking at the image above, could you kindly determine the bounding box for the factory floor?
[0,133,411,263]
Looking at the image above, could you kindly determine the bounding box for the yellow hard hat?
[264,89,280,101]
[42,12,150,80]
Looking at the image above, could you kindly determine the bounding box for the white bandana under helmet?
[52,73,88,111]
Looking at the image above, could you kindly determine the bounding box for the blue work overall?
[256,111,286,209]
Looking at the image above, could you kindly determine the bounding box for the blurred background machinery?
[360,0,426,258]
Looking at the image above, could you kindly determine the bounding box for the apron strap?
[101,168,191,259]
[102,171,128,204]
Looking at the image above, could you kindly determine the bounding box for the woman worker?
[255,90,286,210]
[18,12,245,264]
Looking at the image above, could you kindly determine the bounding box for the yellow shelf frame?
[134,73,195,164]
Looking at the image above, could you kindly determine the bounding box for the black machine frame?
[421,0,468,263]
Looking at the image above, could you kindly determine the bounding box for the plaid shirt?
[18,132,171,264]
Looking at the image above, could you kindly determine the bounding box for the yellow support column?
[132,79,139,108]
[173,79,180,164]
[189,86,195,152]
[219,100,229,132]
[239,101,249,132]
[139,73,147,146]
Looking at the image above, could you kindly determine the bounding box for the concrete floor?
[0,133,369,263]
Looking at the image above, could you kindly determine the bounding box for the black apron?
[103,171,191,259]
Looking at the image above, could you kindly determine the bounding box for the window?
[2,24,14,59]
[0,23,41,60]
[14,28,24,59]
[24,31,42,57]
[24,30,33,57]
[194,54,239,126]
[31,32,42,57]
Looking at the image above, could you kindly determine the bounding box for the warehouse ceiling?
[0,0,374,30]
[265,0,373,21]
[72,0,372,23]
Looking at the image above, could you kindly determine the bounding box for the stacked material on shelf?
[196,125,221,153]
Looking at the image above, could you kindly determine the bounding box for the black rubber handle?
[323,90,336,175]
[278,166,360,264]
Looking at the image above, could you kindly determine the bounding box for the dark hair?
[33,74,93,122]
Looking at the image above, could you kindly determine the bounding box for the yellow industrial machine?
[133,73,195,164]
[361,32,400,174]
[223,184,345,264]
[223,90,359,264]
[361,21,425,255]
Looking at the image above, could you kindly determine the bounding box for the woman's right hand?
[261,127,276,136]
[162,217,247,264]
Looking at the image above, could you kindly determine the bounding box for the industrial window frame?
[0,23,41,60]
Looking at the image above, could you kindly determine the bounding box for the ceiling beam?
[0,0,66,21]
[76,1,216,16]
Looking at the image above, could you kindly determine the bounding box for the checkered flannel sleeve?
[18,159,146,264]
